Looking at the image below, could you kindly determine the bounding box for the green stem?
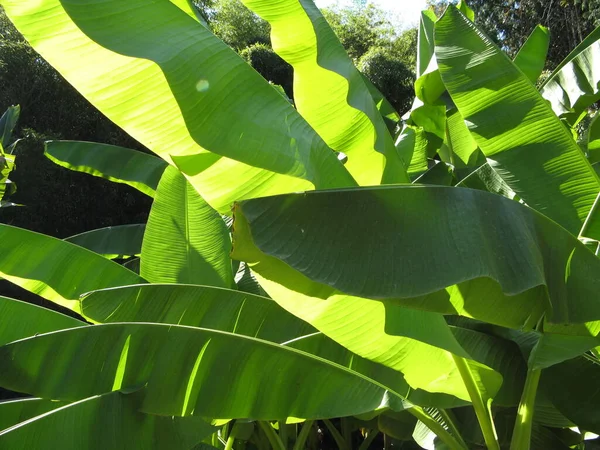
[341,418,352,449]
[257,421,286,450]
[357,429,379,450]
[510,368,541,450]
[224,434,236,450]
[437,409,469,449]
[407,406,468,450]
[250,428,269,450]
[292,420,314,450]
[278,421,288,449]
[323,419,348,450]
[451,355,500,450]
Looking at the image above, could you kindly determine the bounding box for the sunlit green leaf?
[0,225,144,312]
[232,202,502,402]
[141,167,234,287]
[513,25,549,84]
[45,141,167,197]
[0,392,216,449]
[242,0,408,184]
[436,7,600,239]
[81,283,459,408]
[1,0,355,213]
[0,323,409,419]
[396,125,428,177]
[540,26,600,124]
[65,224,145,259]
[456,163,517,200]
[233,186,600,327]
[0,296,85,346]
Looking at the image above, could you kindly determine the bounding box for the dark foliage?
[0,9,152,239]
[431,0,599,69]
[240,43,294,98]
[358,47,416,115]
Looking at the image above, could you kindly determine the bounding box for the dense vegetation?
[1,0,600,449]
[433,0,600,67]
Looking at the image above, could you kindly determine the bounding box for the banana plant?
[0,105,20,207]
[1,0,600,449]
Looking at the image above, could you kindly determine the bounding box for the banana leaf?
[140,166,234,287]
[436,7,600,239]
[0,105,19,149]
[241,0,408,184]
[81,283,463,408]
[232,207,503,402]
[0,392,216,449]
[513,25,549,84]
[45,141,167,197]
[540,26,600,124]
[64,224,145,259]
[232,186,600,327]
[1,0,356,214]
[0,224,144,312]
[0,323,411,419]
[0,296,85,346]
[0,398,66,432]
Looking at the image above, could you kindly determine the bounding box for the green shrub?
[240,43,293,97]
[358,46,415,114]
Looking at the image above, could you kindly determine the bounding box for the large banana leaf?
[1,0,356,213]
[0,225,144,312]
[241,0,408,184]
[414,10,445,107]
[80,284,314,341]
[232,186,600,327]
[439,108,478,169]
[513,25,549,84]
[80,283,462,408]
[232,210,502,403]
[0,392,216,449]
[417,10,437,78]
[540,26,600,123]
[588,114,600,164]
[64,224,145,259]
[540,355,600,433]
[0,398,66,432]
[413,161,454,186]
[435,7,600,239]
[141,166,234,287]
[0,323,409,419]
[0,296,85,346]
[456,163,516,200]
[45,141,167,197]
[450,326,526,406]
[396,126,429,177]
[528,333,600,370]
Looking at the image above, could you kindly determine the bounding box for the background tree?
[0,9,151,239]
[207,0,418,113]
[240,43,294,97]
[321,3,395,60]
[358,47,415,114]
[210,0,270,50]
[430,0,599,68]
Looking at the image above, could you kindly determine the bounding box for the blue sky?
[314,0,428,29]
